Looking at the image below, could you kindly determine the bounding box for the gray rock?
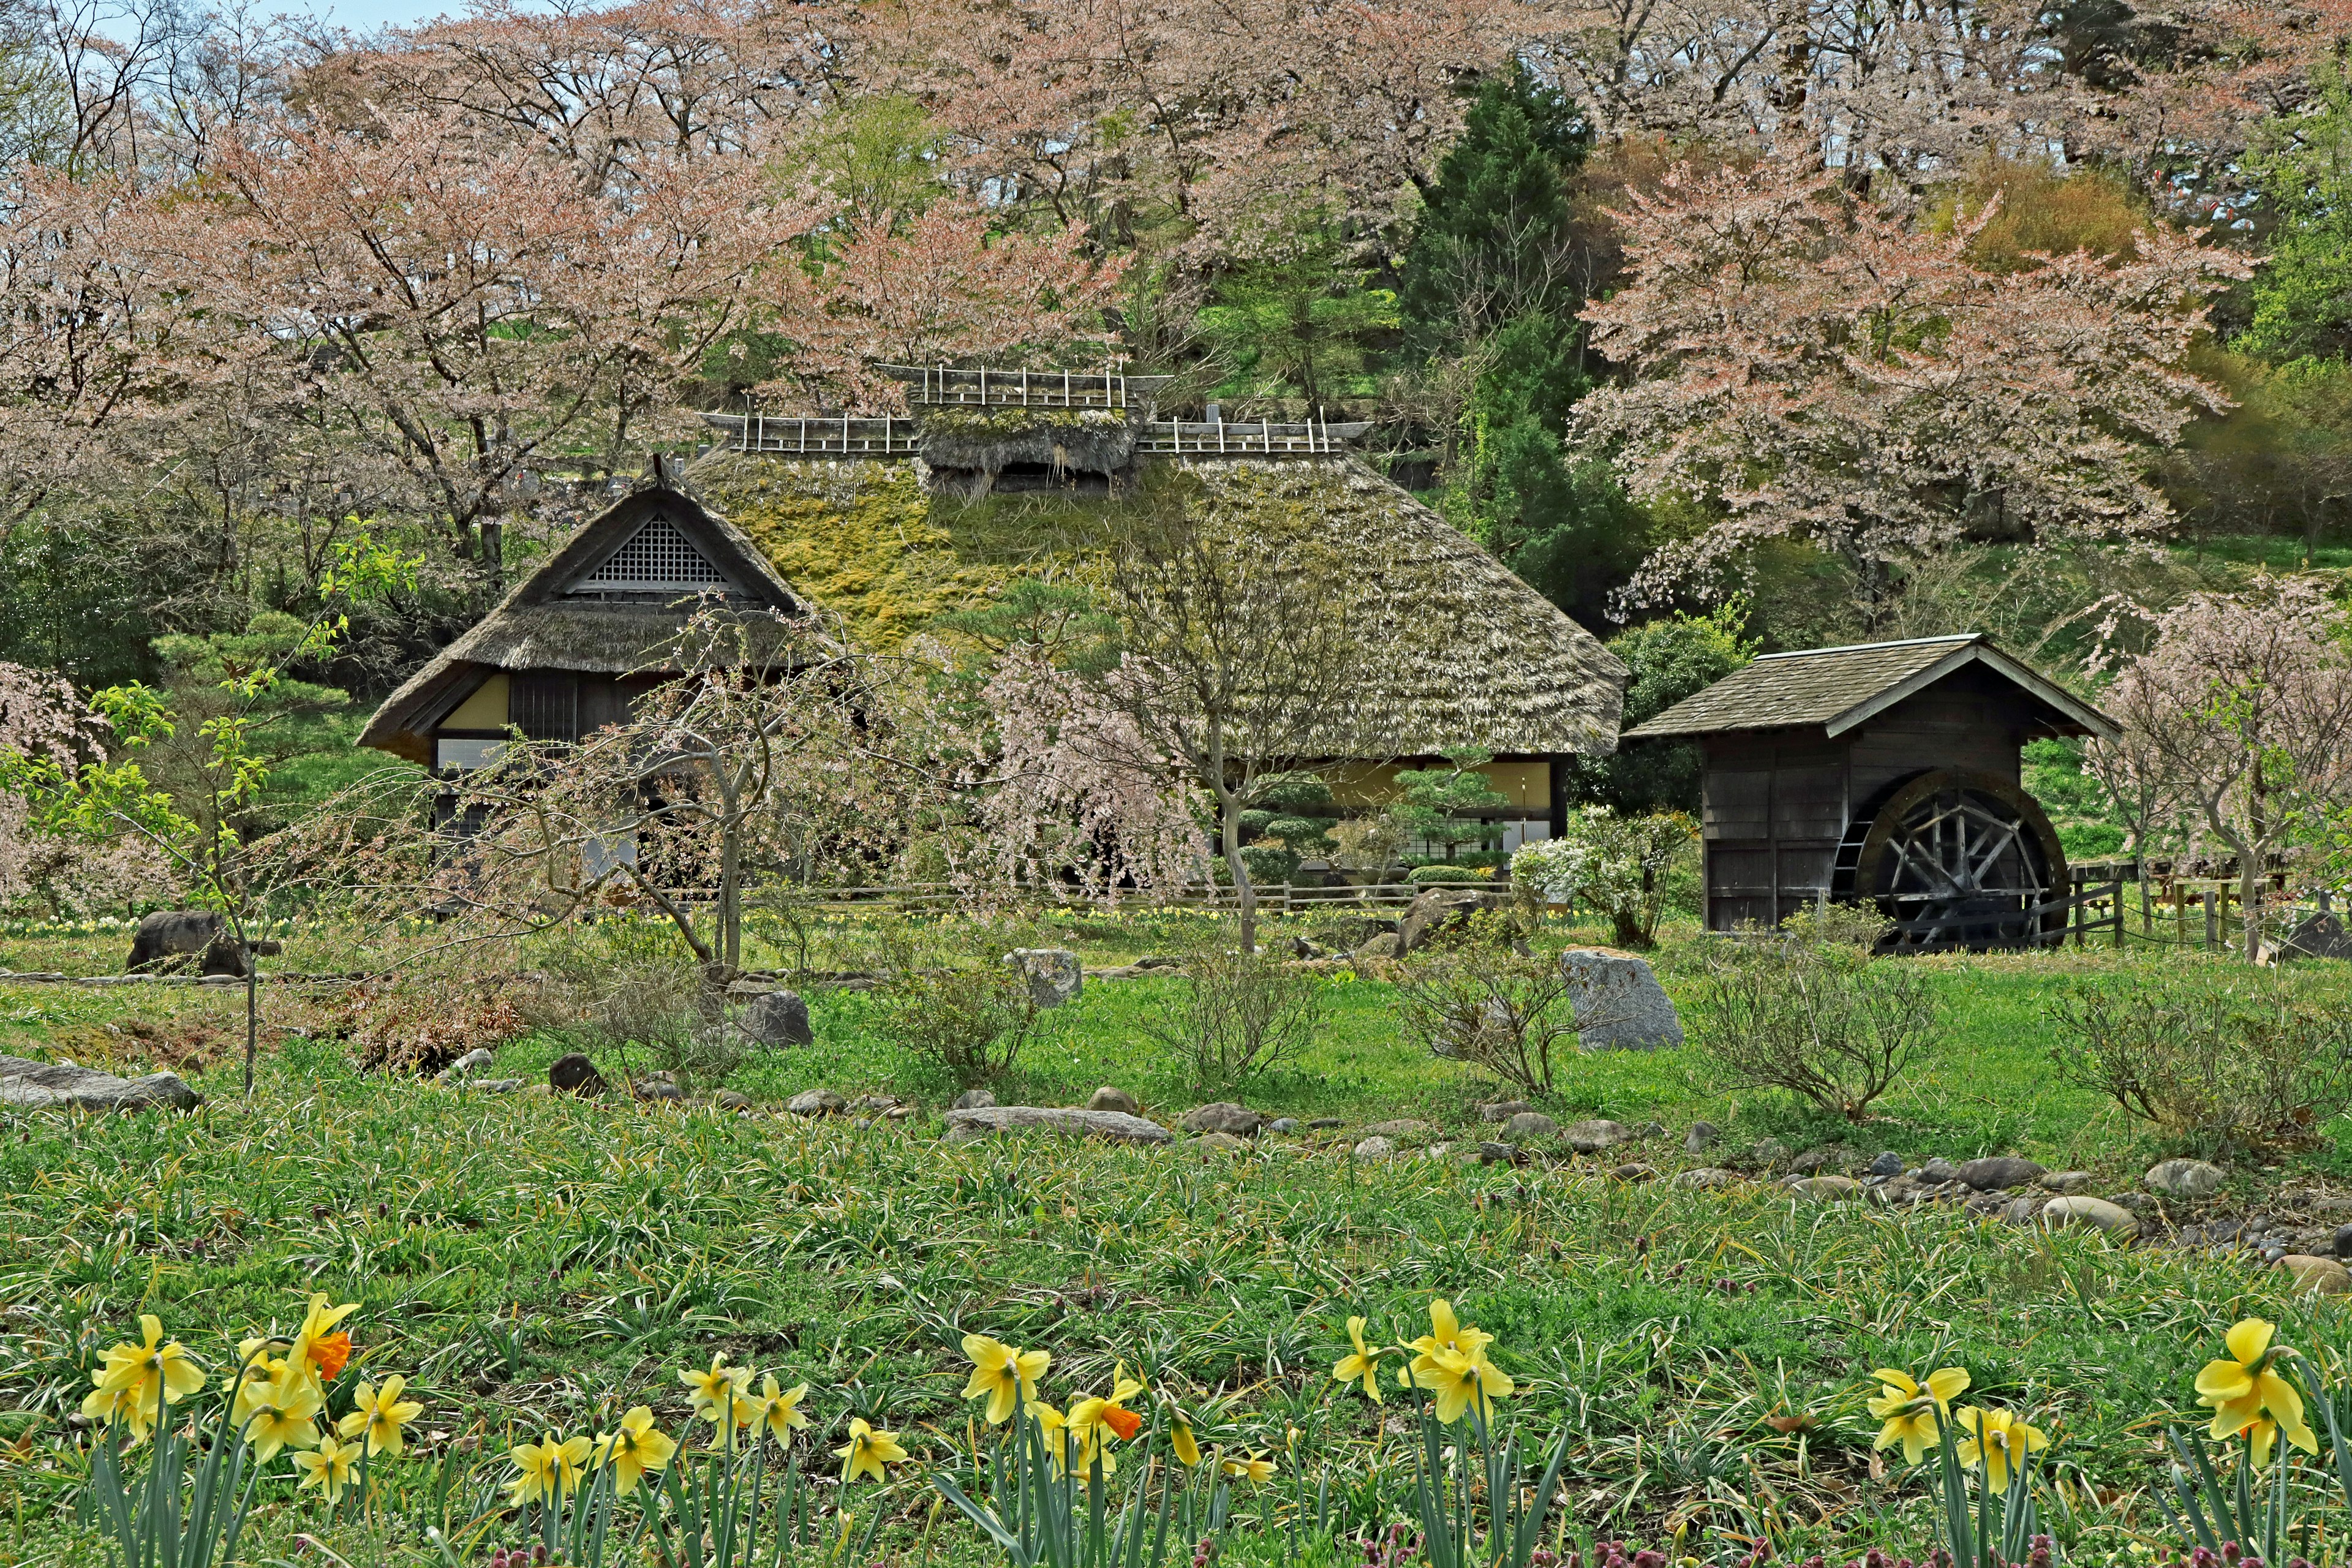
[1361,1118,1437,1143]
[788,1088,847,1116]
[2282,911,2352,961]
[1959,1156,2046,1192]
[1790,1148,1839,1177]
[549,1054,606,1096]
[943,1106,1172,1145]
[1560,948,1684,1049]
[1005,949,1083,1008]
[1480,1142,1525,1166]
[1632,1120,1668,1139]
[1086,1086,1141,1115]
[1353,1136,1398,1161]
[0,1056,201,1112]
[1289,937,1327,960]
[1789,1175,1863,1200]
[1866,1151,1906,1178]
[1611,1163,1657,1182]
[1564,1118,1635,1154]
[739,991,814,1047]
[124,910,277,979]
[2040,1195,2139,1238]
[1352,934,1403,962]
[441,1047,496,1079]
[1307,1117,1346,1130]
[2331,1223,2352,1260]
[952,1088,998,1110]
[1183,1102,1263,1136]
[1267,1117,1298,1133]
[1673,1167,1741,1190]
[1749,1138,1790,1170]
[635,1080,683,1102]
[469,1078,524,1094]
[714,1090,751,1110]
[2277,1254,2352,1294]
[2041,1170,2095,1194]
[1479,1100,1536,1123]
[2002,1195,2046,1225]
[1684,1121,1721,1153]
[2146,1159,2227,1201]
[1916,1157,1961,1184]
[1194,1131,1251,1154]
[1503,1110,1558,1142]
[1396,888,1507,954]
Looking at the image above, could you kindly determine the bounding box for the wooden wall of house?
[1697,665,2048,932]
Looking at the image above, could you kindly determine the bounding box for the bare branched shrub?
[531,919,743,1088]
[1393,914,1581,1098]
[1694,910,1941,1121]
[332,982,529,1076]
[876,965,1042,1087]
[2051,970,2352,1157]
[1145,935,1330,1089]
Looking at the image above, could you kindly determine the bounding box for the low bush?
[1693,908,1942,1120]
[2050,967,2352,1156]
[1393,916,1580,1098]
[875,963,1043,1087]
[530,919,741,1087]
[330,978,528,1076]
[1510,807,1695,948]
[1144,935,1330,1088]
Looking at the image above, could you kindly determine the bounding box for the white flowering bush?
[1511,807,1695,948]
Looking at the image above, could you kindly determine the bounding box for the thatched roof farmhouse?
[361,366,1627,843]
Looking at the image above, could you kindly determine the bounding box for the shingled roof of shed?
[1623,633,2116,742]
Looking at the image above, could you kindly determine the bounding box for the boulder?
[1866,1151,1906,1178]
[1194,1131,1252,1155]
[1916,1157,1961,1185]
[1611,1163,1657,1182]
[2002,1195,2046,1225]
[2146,1159,2227,1201]
[943,1106,1172,1145]
[1479,1100,1536,1123]
[439,1047,495,1079]
[1395,888,1507,954]
[1352,933,1403,963]
[2334,1223,2352,1261]
[2281,911,2352,961]
[788,1088,847,1116]
[1004,949,1083,1008]
[1183,1102,1263,1136]
[2275,1254,2352,1295]
[1480,1142,1527,1166]
[2040,1196,2138,1238]
[952,1088,998,1110]
[124,910,280,979]
[1502,1111,1558,1142]
[2041,1170,2096,1194]
[1789,1175,1864,1200]
[1790,1149,1839,1177]
[0,1055,200,1112]
[1086,1086,1142,1115]
[1563,1119,1635,1155]
[1353,1136,1398,1162]
[1560,949,1684,1050]
[714,1090,751,1111]
[635,1080,683,1102]
[1959,1156,2046,1192]
[739,991,814,1047]
[549,1054,607,1096]
[1673,1167,1741,1191]
[1684,1121,1721,1154]
[1267,1117,1298,1134]
[468,1079,524,1094]
[1360,1118,1437,1144]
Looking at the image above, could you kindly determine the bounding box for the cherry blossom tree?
[1574,161,2247,618]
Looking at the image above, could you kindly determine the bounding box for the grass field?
[4,919,2351,1568]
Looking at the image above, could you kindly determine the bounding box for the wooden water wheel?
[1831,769,2068,950]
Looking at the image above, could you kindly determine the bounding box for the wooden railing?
[880,364,1175,410]
[699,413,921,455]
[1136,418,1368,456]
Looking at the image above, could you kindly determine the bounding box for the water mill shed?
[1623,633,2117,948]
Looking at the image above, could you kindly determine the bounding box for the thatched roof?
[359,481,812,761]
[1626,633,2115,742]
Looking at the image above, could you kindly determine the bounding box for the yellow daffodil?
[1222,1453,1276,1483]
[336,1375,424,1458]
[507,1432,592,1507]
[963,1335,1052,1425]
[1407,1300,1494,1378]
[85,1316,205,1439]
[1029,1402,1076,1474]
[1068,1365,1147,1469]
[1867,1367,1970,1464]
[238,1376,325,1463]
[1953,1407,2050,1494]
[592,1408,677,1496]
[749,1375,811,1444]
[1415,1345,1513,1425]
[287,1294,359,1384]
[1333,1317,1387,1403]
[679,1353,754,1425]
[1172,1421,1202,1468]
[836,1419,908,1484]
[292,1432,360,1504]
[2196,1319,2316,1461]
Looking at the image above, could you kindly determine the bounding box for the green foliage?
[1391,749,1509,859]
[1197,231,1400,408]
[1142,937,1332,1088]
[2244,62,2352,363]
[1570,603,1755,814]
[932,578,1121,674]
[1509,807,1694,948]
[807,95,948,231]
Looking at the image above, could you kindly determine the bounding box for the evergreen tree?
[2243,62,2352,364]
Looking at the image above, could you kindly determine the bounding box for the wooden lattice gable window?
[564,509,739,597]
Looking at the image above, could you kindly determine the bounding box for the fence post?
[2203,890,2218,951]
[2112,885,2124,949]
[2137,859,2150,937]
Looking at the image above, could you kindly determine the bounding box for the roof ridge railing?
[699,412,922,456]
[1137,414,1371,456]
[877,363,1175,410]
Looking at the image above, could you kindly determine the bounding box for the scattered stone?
[1194,1131,1252,1155]
[1354,1136,1398,1162]
[2264,1244,2291,1266]
[1352,934,1403,963]
[635,1080,683,1102]
[2332,1223,2352,1260]
[1395,888,1507,954]
[2041,1171,2096,1194]
[850,1094,899,1112]
[943,1106,1172,1145]
[1480,1142,1525,1166]
[1479,1100,1536,1123]
[738,991,815,1047]
[1867,1151,1905,1178]
[1685,1121,1721,1154]
[2276,1254,2352,1295]
[2281,911,2352,962]
[1086,1086,1141,1115]
[1959,1156,2046,1192]
[124,909,279,978]
[1183,1102,1264,1137]
[549,1054,607,1096]
[1560,949,1684,1050]
[1503,1110,1559,1142]
[1789,1175,1863,1200]
[1267,1117,1298,1133]
[1005,949,1084,1008]
[2002,1195,2046,1224]
[1673,1167,1741,1191]
[2146,1159,2227,1201]
[1361,1118,1438,1143]
[714,1090,751,1111]
[1132,954,1182,971]
[1289,937,1327,960]
[1915,1157,1961,1184]
[788,1088,847,1117]
[1749,1138,1791,1170]
[1308,1117,1346,1131]
[1790,1148,1839,1177]
[1564,1119,1635,1154]
[1611,1163,1657,1182]
[440,1047,495,1079]
[0,1056,202,1112]
[2040,1196,2138,1238]
[2110,1192,2157,1214]
[1632,1121,1668,1139]
[953,1088,998,1110]
[469,1079,524,1095]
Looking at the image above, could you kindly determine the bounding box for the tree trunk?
[1221,792,1257,953]
[241,923,258,1097]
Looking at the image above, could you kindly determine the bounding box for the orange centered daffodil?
[963,1335,1052,1425]
[337,1374,424,1458]
[1867,1367,1970,1464]
[593,1408,678,1496]
[1953,1407,2051,1494]
[1069,1365,1147,1461]
[837,1418,908,1484]
[292,1432,360,1504]
[287,1294,359,1384]
[2196,1319,2316,1463]
[1334,1317,1388,1402]
[1415,1344,1513,1425]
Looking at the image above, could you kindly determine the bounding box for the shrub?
[1144,937,1330,1088]
[2050,968,2352,1156]
[1510,807,1695,948]
[875,962,1043,1087]
[531,919,741,1088]
[1693,909,1941,1120]
[1408,862,1493,884]
[1393,917,1581,1096]
[331,979,528,1076]
[1328,813,1406,871]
